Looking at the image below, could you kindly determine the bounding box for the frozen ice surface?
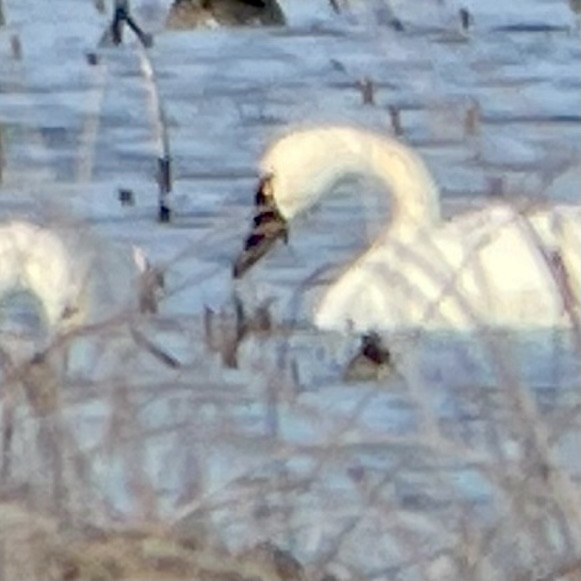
[0,0,580,575]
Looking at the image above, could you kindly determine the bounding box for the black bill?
[233,175,288,278]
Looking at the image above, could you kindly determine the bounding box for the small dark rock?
[118,188,135,206]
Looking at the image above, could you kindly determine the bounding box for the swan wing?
[315,207,567,333]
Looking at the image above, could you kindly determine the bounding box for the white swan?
[0,220,162,336]
[0,220,175,444]
[233,126,580,332]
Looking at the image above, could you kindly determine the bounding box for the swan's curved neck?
[262,127,441,235]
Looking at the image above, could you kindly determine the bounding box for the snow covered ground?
[0,0,579,577]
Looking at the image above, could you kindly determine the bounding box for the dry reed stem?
[76,60,108,183]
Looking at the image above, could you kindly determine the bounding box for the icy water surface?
[0,0,580,576]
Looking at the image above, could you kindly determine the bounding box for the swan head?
[233,174,289,278]
[232,125,443,277]
[232,133,350,277]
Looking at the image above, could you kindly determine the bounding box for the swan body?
[0,221,160,336]
[235,126,580,332]
[0,220,170,426]
[314,204,572,332]
[0,221,82,330]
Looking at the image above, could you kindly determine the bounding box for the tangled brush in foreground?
[0,502,321,581]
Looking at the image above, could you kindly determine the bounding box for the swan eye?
[254,174,275,205]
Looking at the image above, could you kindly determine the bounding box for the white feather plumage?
[255,126,580,332]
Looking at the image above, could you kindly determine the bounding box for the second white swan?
[233,126,580,332]
[0,220,163,335]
